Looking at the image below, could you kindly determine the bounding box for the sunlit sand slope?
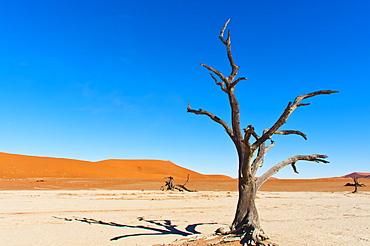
[0,152,232,180]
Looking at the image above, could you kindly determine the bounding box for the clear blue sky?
[0,0,369,178]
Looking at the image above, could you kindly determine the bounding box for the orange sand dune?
[340,172,370,179]
[0,152,232,180]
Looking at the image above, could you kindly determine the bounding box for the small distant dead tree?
[345,177,365,193]
[160,175,196,192]
[187,19,338,245]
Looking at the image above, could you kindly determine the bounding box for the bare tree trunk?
[351,177,365,193]
[233,178,259,228]
[237,189,268,244]
[353,185,358,193]
[230,157,269,244]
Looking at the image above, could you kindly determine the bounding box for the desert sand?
[1,190,369,246]
[1,177,370,192]
[1,152,369,245]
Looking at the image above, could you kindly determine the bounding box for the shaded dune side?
[0,152,232,180]
[340,172,370,179]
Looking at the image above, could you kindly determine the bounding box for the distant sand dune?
[0,152,232,180]
[1,152,369,193]
[340,172,370,179]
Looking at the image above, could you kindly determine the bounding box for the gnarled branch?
[209,73,227,92]
[200,63,227,83]
[252,90,338,150]
[219,19,231,44]
[187,104,234,138]
[230,77,248,88]
[274,130,307,140]
[200,19,245,92]
[255,154,329,189]
[219,19,239,83]
[291,162,299,174]
[242,125,254,148]
[251,140,275,177]
[193,19,247,147]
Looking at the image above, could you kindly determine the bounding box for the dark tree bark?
[187,19,338,245]
[160,175,196,192]
[161,176,175,191]
[344,177,365,193]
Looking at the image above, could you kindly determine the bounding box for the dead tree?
[160,175,195,192]
[345,177,365,193]
[161,176,175,191]
[187,19,338,245]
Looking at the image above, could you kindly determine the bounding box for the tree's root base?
[216,227,278,246]
[161,234,277,246]
[159,234,242,245]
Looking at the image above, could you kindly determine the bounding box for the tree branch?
[199,63,227,83]
[252,90,338,150]
[230,77,248,88]
[218,19,240,83]
[201,19,247,91]
[209,73,228,93]
[242,125,254,148]
[291,162,299,174]
[274,130,307,140]
[251,140,275,177]
[219,19,231,45]
[255,154,329,189]
[192,19,246,150]
[187,104,234,138]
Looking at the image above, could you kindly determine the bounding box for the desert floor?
[1,177,370,192]
[1,180,370,246]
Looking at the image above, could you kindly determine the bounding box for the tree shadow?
[53,216,219,241]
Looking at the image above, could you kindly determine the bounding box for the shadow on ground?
[53,216,219,241]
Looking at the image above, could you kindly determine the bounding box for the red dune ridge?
[0,152,232,180]
[340,172,370,179]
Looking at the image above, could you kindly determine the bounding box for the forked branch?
[219,19,231,45]
[231,77,248,88]
[209,73,227,92]
[252,90,338,150]
[219,19,239,81]
[256,154,329,189]
[200,63,227,84]
[243,125,255,148]
[199,19,247,94]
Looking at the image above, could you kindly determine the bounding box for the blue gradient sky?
[0,0,369,178]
